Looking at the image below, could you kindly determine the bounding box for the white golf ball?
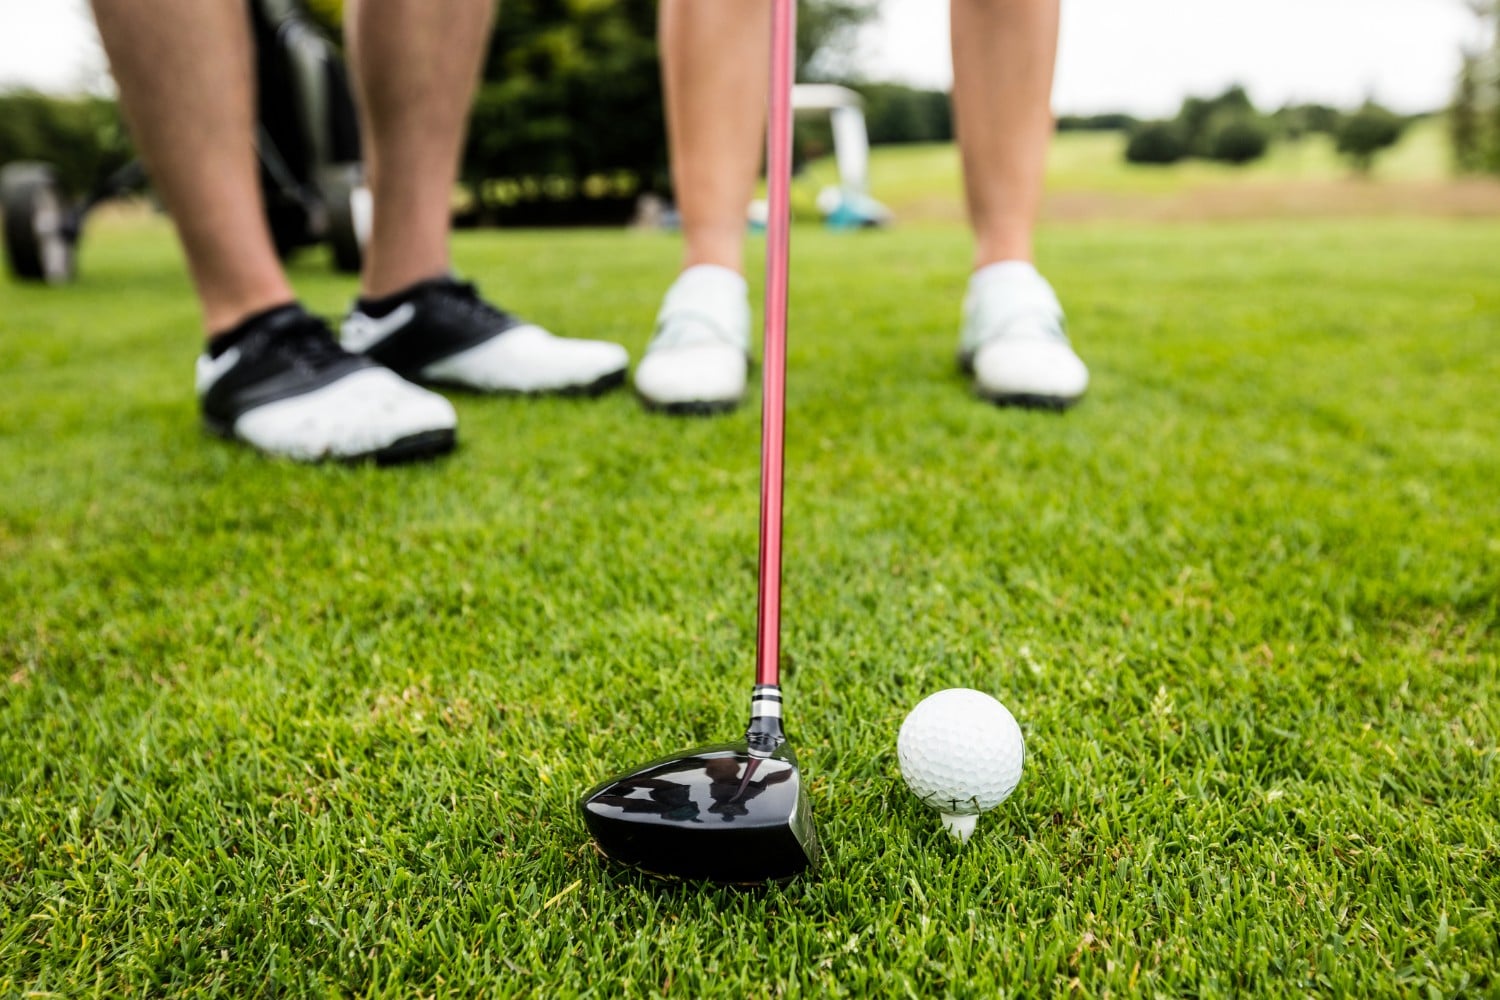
[897,688,1025,842]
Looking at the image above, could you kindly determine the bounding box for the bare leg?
[91,0,294,335]
[950,0,1060,268]
[344,0,496,299]
[659,0,772,275]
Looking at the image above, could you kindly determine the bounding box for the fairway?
[800,122,1500,224]
[2,214,1497,995]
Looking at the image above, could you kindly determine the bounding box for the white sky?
[0,0,1489,115]
[860,0,1488,115]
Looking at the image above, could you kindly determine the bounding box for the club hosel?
[745,684,786,755]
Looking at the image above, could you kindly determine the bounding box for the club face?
[580,741,816,885]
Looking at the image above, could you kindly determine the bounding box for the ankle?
[206,300,302,351]
[669,264,748,299]
[357,274,454,316]
[361,261,452,302]
[972,234,1035,271]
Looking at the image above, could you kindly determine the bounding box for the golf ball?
[897,688,1025,842]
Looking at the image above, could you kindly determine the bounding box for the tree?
[1205,112,1270,165]
[1273,103,1341,141]
[799,0,881,80]
[460,0,885,222]
[1057,112,1138,132]
[856,83,953,144]
[1124,121,1187,165]
[1491,16,1500,172]
[302,0,878,79]
[0,92,132,197]
[1335,102,1406,174]
[1122,86,1268,168]
[1177,84,1255,155]
[460,0,663,223]
[1451,54,1484,172]
[1449,0,1500,174]
[26,0,884,225]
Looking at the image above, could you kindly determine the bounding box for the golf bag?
[1,0,369,284]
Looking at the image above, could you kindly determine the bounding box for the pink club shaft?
[755,0,797,689]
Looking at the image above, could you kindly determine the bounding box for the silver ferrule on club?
[745,684,786,755]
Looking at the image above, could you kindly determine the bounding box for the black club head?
[580,738,816,885]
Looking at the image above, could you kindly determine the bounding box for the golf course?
[3,130,1498,995]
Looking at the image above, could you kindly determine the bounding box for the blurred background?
[1,0,1498,244]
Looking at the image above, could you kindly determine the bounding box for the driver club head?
[579,737,817,885]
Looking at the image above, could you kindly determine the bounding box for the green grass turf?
[2,213,1497,997]
[800,120,1459,218]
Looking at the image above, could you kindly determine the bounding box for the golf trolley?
[1,0,369,285]
[744,84,891,234]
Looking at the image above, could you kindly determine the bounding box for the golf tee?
[941,812,979,843]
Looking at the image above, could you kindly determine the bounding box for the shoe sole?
[418,366,628,398]
[634,351,755,416]
[203,418,456,465]
[637,394,743,417]
[975,390,1082,412]
[959,356,1083,412]
[370,428,458,465]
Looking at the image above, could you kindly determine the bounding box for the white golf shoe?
[634,265,751,414]
[958,262,1088,409]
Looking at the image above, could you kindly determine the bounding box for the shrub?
[855,84,953,145]
[463,0,665,224]
[1205,113,1271,165]
[1335,103,1406,174]
[1057,112,1138,132]
[1121,86,1271,167]
[1178,85,1254,155]
[0,91,133,197]
[1273,103,1342,141]
[1124,121,1187,165]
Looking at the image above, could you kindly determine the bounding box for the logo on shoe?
[342,303,417,354]
[196,346,242,394]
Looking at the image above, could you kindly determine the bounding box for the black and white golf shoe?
[341,277,629,394]
[196,304,457,464]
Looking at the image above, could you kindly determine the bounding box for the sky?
[860,0,1487,115]
[0,0,1489,115]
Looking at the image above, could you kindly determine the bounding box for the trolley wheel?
[320,163,369,274]
[2,162,78,284]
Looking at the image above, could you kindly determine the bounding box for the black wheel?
[2,162,78,284]
[319,163,368,274]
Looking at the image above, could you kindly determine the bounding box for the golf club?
[578,0,816,884]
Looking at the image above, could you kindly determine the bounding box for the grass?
[2,210,1498,997]
[799,120,1500,223]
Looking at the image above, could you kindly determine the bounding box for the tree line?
[6,0,1498,215]
[1123,86,1410,173]
[1451,1,1500,173]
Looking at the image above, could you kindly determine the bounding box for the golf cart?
[795,84,891,229]
[1,0,369,285]
[746,84,891,232]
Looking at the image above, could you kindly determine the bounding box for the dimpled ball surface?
[897,689,1025,815]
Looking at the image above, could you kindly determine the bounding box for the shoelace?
[650,307,749,353]
[441,279,517,328]
[967,274,1069,348]
[263,315,351,371]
